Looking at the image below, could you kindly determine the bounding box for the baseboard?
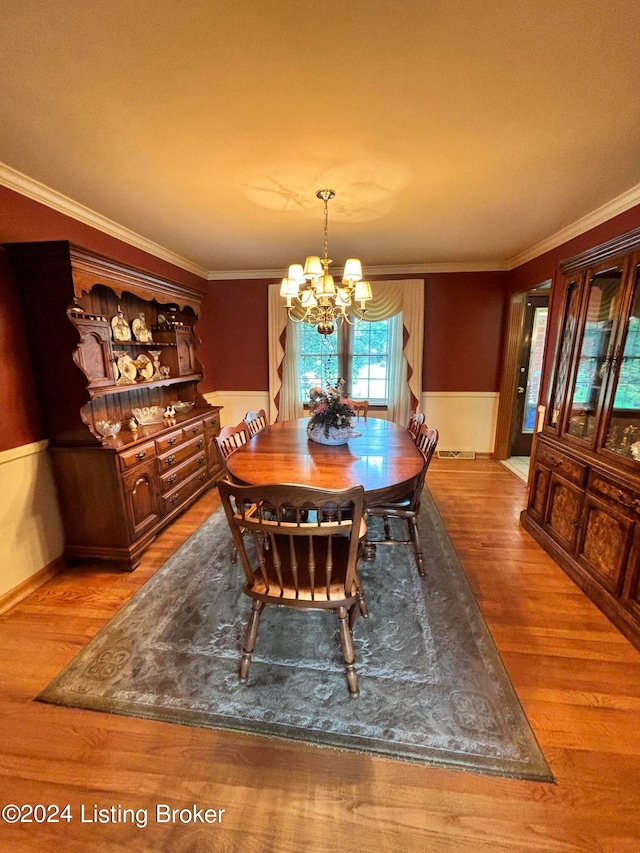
[0,556,65,616]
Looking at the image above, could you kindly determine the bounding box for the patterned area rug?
[39,490,552,781]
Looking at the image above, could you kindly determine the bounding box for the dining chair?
[215,421,252,563]
[352,400,369,420]
[218,480,368,698]
[364,425,439,577]
[244,408,268,437]
[215,422,251,461]
[407,411,425,441]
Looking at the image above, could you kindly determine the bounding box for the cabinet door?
[205,427,222,478]
[544,473,583,553]
[547,276,582,432]
[72,318,115,388]
[123,459,161,539]
[576,494,633,596]
[563,266,625,446]
[527,463,550,523]
[601,261,640,467]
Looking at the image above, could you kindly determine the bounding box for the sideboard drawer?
[183,420,204,440]
[157,434,205,471]
[159,450,207,493]
[155,427,185,454]
[118,441,156,472]
[203,411,220,433]
[588,471,640,520]
[536,441,586,487]
[161,468,209,515]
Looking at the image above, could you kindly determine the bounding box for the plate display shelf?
[4,241,223,571]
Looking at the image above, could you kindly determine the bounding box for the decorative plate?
[135,353,154,380]
[117,354,138,382]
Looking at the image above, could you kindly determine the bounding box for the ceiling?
[2,0,640,278]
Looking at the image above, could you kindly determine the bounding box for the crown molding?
[206,260,510,280]
[0,162,209,279]
[4,161,640,281]
[507,181,640,269]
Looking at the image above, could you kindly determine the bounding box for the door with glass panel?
[563,265,626,447]
[511,294,549,456]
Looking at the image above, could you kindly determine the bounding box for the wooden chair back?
[218,481,365,603]
[218,480,368,696]
[215,421,251,462]
[407,411,425,440]
[352,400,369,420]
[244,408,268,437]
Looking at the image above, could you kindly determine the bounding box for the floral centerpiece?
[307,378,361,445]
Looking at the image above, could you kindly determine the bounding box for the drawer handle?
[167,473,177,486]
[170,493,180,505]
[196,438,204,448]
[135,451,146,461]
[199,471,207,481]
[549,455,563,467]
[191,426,200,434]
[168,437,177,446]
[197,455,205,465]
[165,454,176,466]
[615,489,640,510]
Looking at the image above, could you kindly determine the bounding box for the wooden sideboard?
[5,241,223,570]
[521,226,640,649]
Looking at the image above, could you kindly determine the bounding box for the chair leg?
[354,571,369,618]
[408,515,425,576]
[336,606,359,698]
[239,599,264,683]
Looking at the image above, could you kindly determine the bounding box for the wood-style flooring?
[1,459,640,852]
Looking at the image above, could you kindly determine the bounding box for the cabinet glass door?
[565,269,623,442]
[603,267,640,462]
[548,278,580,430]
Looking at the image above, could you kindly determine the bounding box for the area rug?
[39,489,552,781]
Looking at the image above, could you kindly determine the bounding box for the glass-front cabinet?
[603,265,640,463]
[564,267,624,444]
[523,230,640,654]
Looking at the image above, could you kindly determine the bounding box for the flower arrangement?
[308,378,356,437]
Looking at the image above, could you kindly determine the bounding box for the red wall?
[201,279,269,391]
[423,272,509,392]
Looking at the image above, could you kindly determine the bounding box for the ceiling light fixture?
[280,189,372,336]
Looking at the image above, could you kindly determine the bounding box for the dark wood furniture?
[4,240,223,571]
[407,411,425,440]
[225,417,425,504]
[243,408,268,437]
[218,480,368,697]
[365,425,439,576]
[216,422,251,462]
[521,226,640,650]
[352,400,369,420]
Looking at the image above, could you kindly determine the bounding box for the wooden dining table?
[225,417,424,505]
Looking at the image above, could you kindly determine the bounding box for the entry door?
[510,295,549,456]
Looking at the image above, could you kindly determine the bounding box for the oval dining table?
[224,416,424,505]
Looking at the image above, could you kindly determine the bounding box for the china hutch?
[5,241,223,571]
[521,226,640,649]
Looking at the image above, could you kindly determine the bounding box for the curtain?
[268,284,304,422]
[356,279,424,424]
[269,279,424,425]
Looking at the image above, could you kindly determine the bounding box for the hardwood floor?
[1,459,640,852]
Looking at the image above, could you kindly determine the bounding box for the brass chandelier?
[280,189,372,336]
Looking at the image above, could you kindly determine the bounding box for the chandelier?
[280,189,372,336]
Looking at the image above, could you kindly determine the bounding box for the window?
[299,319,391,404]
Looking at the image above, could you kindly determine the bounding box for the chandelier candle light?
[280,189,373,336]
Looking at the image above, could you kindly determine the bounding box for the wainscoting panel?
[421,392,499,454]
[204,391,271,428]
[0,441,64,599]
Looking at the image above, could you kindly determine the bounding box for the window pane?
[299,323,338,400]
[352,319,390,402]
